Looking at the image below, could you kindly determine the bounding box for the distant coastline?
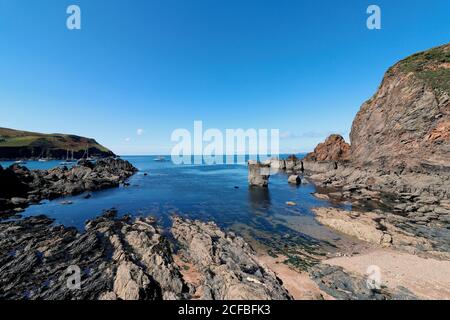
[0,127,114,161]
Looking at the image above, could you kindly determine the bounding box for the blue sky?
[0,0,449,155]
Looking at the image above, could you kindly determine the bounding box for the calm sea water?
[1,155,352,251]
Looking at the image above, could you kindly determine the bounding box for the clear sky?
[0,0,449,155]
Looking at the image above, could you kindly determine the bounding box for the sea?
[1,155,354,253]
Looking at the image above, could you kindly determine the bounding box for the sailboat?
[60,149,76,165]
[154,156,167,162]
[38,149,49,162]
[80,145,95,162]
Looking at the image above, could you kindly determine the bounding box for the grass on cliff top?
[393,44,450,94]
[0,127,111,152]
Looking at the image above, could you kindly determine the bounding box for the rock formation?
[0,157,137,214]
[269,159,286,171]
[0,211,291,300]
[248,160,270,187]
[312,208,441,254]
[350,44,450,170]
[288,175,301,185]
[304,134,350,162]
[172,217,292,300]
[310,264,417,300]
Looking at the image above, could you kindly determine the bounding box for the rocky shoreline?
[0,43,449,300]
[0,210,291,300]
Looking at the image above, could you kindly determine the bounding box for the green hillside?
[0,127,114,159]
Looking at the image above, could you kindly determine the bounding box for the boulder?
[10,197,28,206]
[269,158,286,170]
[288,175,301,185]
[285,155,299,171]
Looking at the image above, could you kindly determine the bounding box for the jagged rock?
[248,161,270,187]
[285,155,300,171]
[305,134,351,162]
[0,211,293,300]
[171,216,292,300]
[0,210,188,300]
[269,159,286,171]
[350,44,450,170]
[0,157,137,214]
[310,264,417,300]
[312,207,444,256]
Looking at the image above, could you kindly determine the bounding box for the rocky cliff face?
[298,44,450,250]
[350,44,450,171]
[304,134,350,162]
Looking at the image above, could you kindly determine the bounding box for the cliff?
[0,127,115,160]
[350,43,450,171]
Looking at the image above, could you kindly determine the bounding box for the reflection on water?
[248,187,271,209]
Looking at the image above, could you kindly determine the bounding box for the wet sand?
[257,254,334,300]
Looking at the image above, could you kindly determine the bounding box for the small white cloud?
[125,137,131,142]
[137,128,144,136]
[280,131,335,140]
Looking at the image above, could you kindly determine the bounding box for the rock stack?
[248,160,271,187]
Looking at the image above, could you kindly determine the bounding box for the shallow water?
[0,160,77,170]
[2,156,353,254]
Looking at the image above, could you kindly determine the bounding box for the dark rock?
[0,212,291,300]
[0,157,137,212]
[0,212,188,300]
[310,264,417,300]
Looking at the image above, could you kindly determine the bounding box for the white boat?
[154,156,167,162]
[14,160,27,165]
[61,149,77,165]
[80,145,95,161]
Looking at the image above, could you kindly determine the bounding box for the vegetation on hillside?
[393,43,450,94]
[0,127,111,153]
